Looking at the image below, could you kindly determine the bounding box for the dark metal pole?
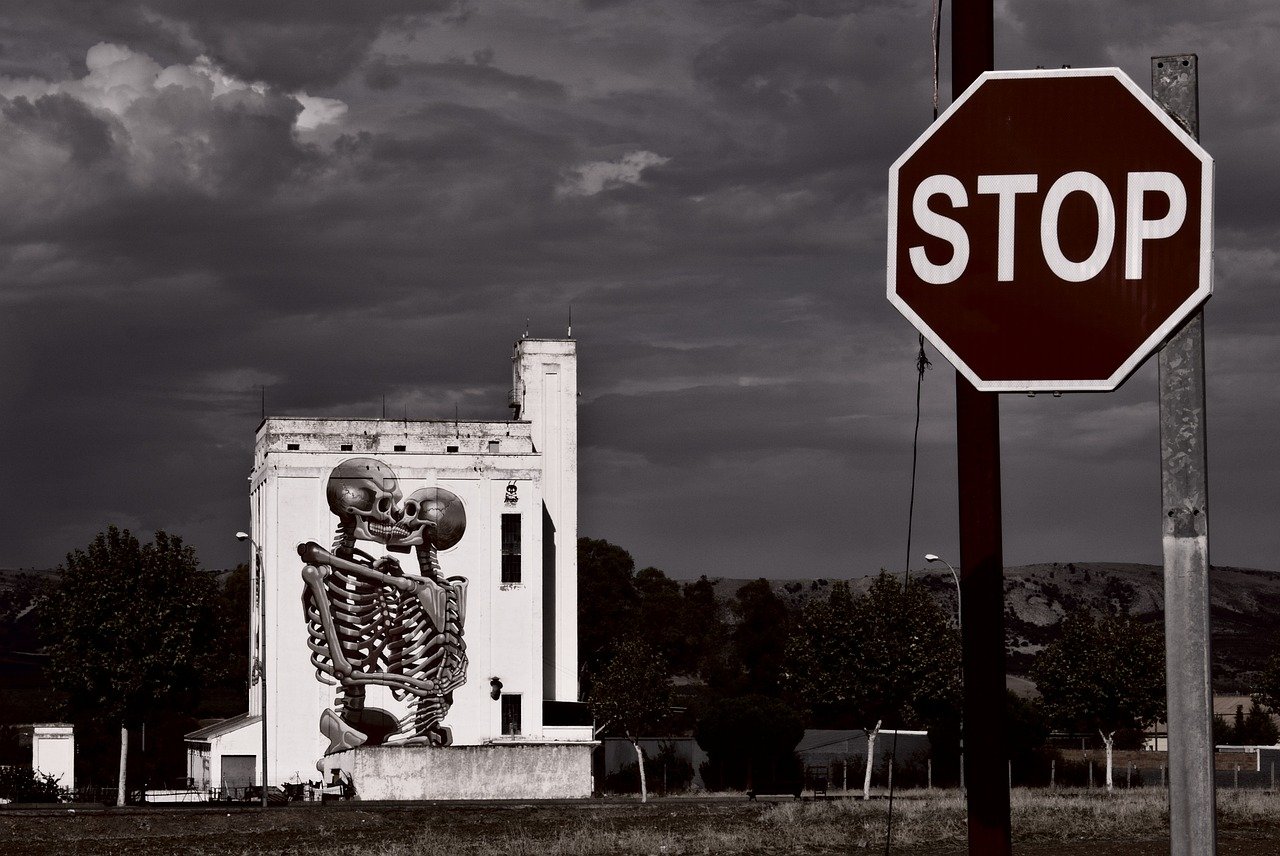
[258,543,268,808]
[952,2,1011,854]
[1152,53,1216,856]
[955,380,1011,854]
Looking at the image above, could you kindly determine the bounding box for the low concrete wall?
[334,742,596,800]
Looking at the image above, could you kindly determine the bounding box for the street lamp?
[236,531,268,809]
[925,553,964,790]
[924,554,961,628]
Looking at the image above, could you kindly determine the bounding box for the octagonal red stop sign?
[887,67,1213,392]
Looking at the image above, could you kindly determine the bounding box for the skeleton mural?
[299,458,468,760]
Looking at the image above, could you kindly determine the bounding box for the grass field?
[1,789,1277,855]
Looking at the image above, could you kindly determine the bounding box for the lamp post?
[925,554,962,628]
[236,531,268,808]
[925,553,964,790]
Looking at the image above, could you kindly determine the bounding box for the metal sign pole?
[1152,53,1217,856]
[952,2,1011,854]
[956,379,1012,854]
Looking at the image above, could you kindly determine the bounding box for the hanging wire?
[883,334,931,854]
[903,335,932,581]
[884,8,943,846]
[931,0,942,120]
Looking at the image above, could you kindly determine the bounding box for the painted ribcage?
[303,567,393,682]
[388,581,467,702]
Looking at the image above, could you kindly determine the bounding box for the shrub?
[0,765,71,802]
[603,742,695,794]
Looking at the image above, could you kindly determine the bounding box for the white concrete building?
[187,338,593,797]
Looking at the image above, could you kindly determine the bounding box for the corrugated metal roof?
[184,712,260,741]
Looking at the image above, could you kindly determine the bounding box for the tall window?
[501,694,522,735]
[501,513,521,583]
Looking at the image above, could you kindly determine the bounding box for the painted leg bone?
[319,708,368,756]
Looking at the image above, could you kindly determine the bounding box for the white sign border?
[885,66,1214,393]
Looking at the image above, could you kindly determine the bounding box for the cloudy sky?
[1,1,1276,579]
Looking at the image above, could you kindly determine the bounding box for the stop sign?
[887,67,1213,392]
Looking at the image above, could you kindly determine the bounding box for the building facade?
[188,338,591,795]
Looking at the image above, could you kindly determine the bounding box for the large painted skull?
[399,487,467,550]
[326,458,407,544]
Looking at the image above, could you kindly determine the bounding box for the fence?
[797,752,1280,795]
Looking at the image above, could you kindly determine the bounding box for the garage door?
[221,754,256,790]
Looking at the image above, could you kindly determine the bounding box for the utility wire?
[883,334,931,854]
[884,9,944,851]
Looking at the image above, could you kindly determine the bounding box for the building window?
[447,445,459,453]
[393,444,406,452]
[286,443,299,451]
[488,440,500,453]
[340,443,353,452]
[501,694,522,736]
[501,514,521,583]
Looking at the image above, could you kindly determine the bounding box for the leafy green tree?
[782,574,959,798]
[634,566,686,667]
[578,537,640,680]
[1222,700,1280,746]
[39,526,220,805]
[694,694,804,793]
[1243,700,1280,745]
[1253,653,1280,718]
[1101,576,1138,617]
[1212,713,1235,745]
[676,575,727,680]
[586,638,672,802]
[1005,692,1052,784]
[198,563,252,716]
[1031,611,1165,791]
[728,579,793,697]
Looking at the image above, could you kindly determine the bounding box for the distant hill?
[9,562,1279,695]
[704,562,1280,694]
[0,569,56,653]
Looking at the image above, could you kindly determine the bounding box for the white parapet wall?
[332,742,595,800]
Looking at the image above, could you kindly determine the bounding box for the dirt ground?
[0,800,1274,856]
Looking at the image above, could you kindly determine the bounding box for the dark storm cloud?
[168,0,442,89]
[0,93,115,165]
[0,2,461,90]
[361,56,569,101]
[0,1,1277,579]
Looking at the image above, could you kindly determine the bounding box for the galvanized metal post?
[1152,53,1217,856]
[953,2,1010,854]
[257,543,268,809]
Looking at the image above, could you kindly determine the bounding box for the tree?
[694,695,804,794]
[586,638,672,802]
[679,575,727,679]
[728,579,793,696]
[1242,701,1280,746]
[1253,653,1280,717]
[1101,576,1138,617]
[195,563,252,718]
[1221,699,1280,746]
[1031,611,1165,791]
[782,574,959,798]
[1005,692,1052,785]
[578,537,640,680]
[39,527,220,805]
[634,566,686,668]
